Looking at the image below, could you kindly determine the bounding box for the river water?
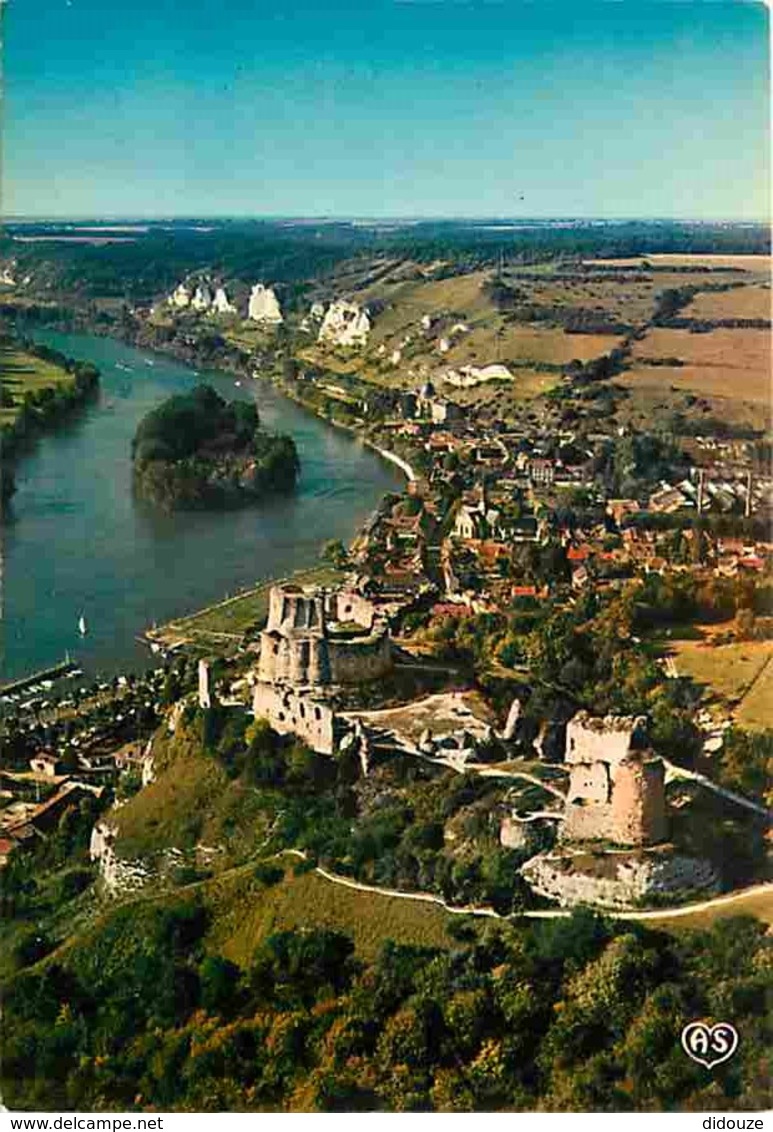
[1,331,402,680]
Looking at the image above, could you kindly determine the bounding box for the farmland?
[0,343,76,428]
[619,325,771,428]
[671,639,773,703]
[670,638,773,730]
[684,284,771,321]
[586,253,772,276]
[630,326,771,370]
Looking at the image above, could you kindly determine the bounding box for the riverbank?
[12,302,421,489]
[144,562,345,649]
[254,370,419,484]
[0,337,100,503]
[5,325,402,680]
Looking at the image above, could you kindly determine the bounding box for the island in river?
[131,383,299,509]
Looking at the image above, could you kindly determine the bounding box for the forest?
[2,890,769,1112]
[131,384,299,509]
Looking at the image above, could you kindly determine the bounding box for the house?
[528,458,555,487]
[649,485,689,513]
[29,753,64,778]
[454,503,488,540]
[606,498,640,526]
[430,399,464,425]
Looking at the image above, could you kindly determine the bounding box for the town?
[2,248,770,923]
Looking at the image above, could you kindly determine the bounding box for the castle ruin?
[252,583,393,754]
[562,712,667,846]
[258,583,392,687]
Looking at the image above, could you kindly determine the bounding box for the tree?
[320,539,349,570]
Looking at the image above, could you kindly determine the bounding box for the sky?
[3,0,770,220]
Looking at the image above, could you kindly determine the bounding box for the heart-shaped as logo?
[681,1021,739,1069]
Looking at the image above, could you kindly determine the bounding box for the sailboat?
[78,615,87,636]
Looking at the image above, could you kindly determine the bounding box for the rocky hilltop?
[131,384,299,509]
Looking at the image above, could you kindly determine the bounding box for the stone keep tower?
[562,712,667,846]
[259,585,331,685]
[257,583,392,688]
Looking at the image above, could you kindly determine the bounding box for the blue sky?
[5,0,770,219]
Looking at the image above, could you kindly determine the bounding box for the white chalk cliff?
[191,284,213,311]
[318,300,371,348]
[248,283,283,325]
[212,286,237,315]
[168,282,191,308]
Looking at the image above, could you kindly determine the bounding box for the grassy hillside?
[0,342,76,427]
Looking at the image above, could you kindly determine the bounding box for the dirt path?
[662,758,771,819]
[281,850,773,926]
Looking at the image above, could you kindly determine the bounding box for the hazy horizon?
[5,1,770,222]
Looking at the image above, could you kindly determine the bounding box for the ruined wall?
[563,752,667,846]
[198,659,212,709]
[253,684,336,755]
[327,630,392,684]
[610,757,667,845]
[259,584,390,686]
[329,589,376,629]
[565,711,646,765]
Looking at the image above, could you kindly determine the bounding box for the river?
[1,331,403,680]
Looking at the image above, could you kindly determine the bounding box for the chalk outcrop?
[90,821,150,895]
[521,848,720,910]
[212,286,237,315]
[168,282,191,308]
[444,363,513,388]
[318,300,371,348]
[248,284,283,325]
[191,284,213,311]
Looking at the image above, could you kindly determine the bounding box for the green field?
[204,864,458,963]
[672,639,773,702]
[0,344,75,427]
[736,656,773,731]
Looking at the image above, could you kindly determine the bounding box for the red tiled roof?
[567,545,591,562]
[432,603,473,618]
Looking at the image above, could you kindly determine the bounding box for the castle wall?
[267,586,326,633]
[259,584,391,687]
[329,589,376,629]
[610,757,667,846]
[258,632,331,685]
[566,761,609,805]
[327,632,392,684]
[565,711,646,765]
[252,684,336,755]
[563,753,666,846]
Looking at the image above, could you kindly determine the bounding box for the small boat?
[78,615,87,636]
[144,358,155,367]
[234,380,242,387]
